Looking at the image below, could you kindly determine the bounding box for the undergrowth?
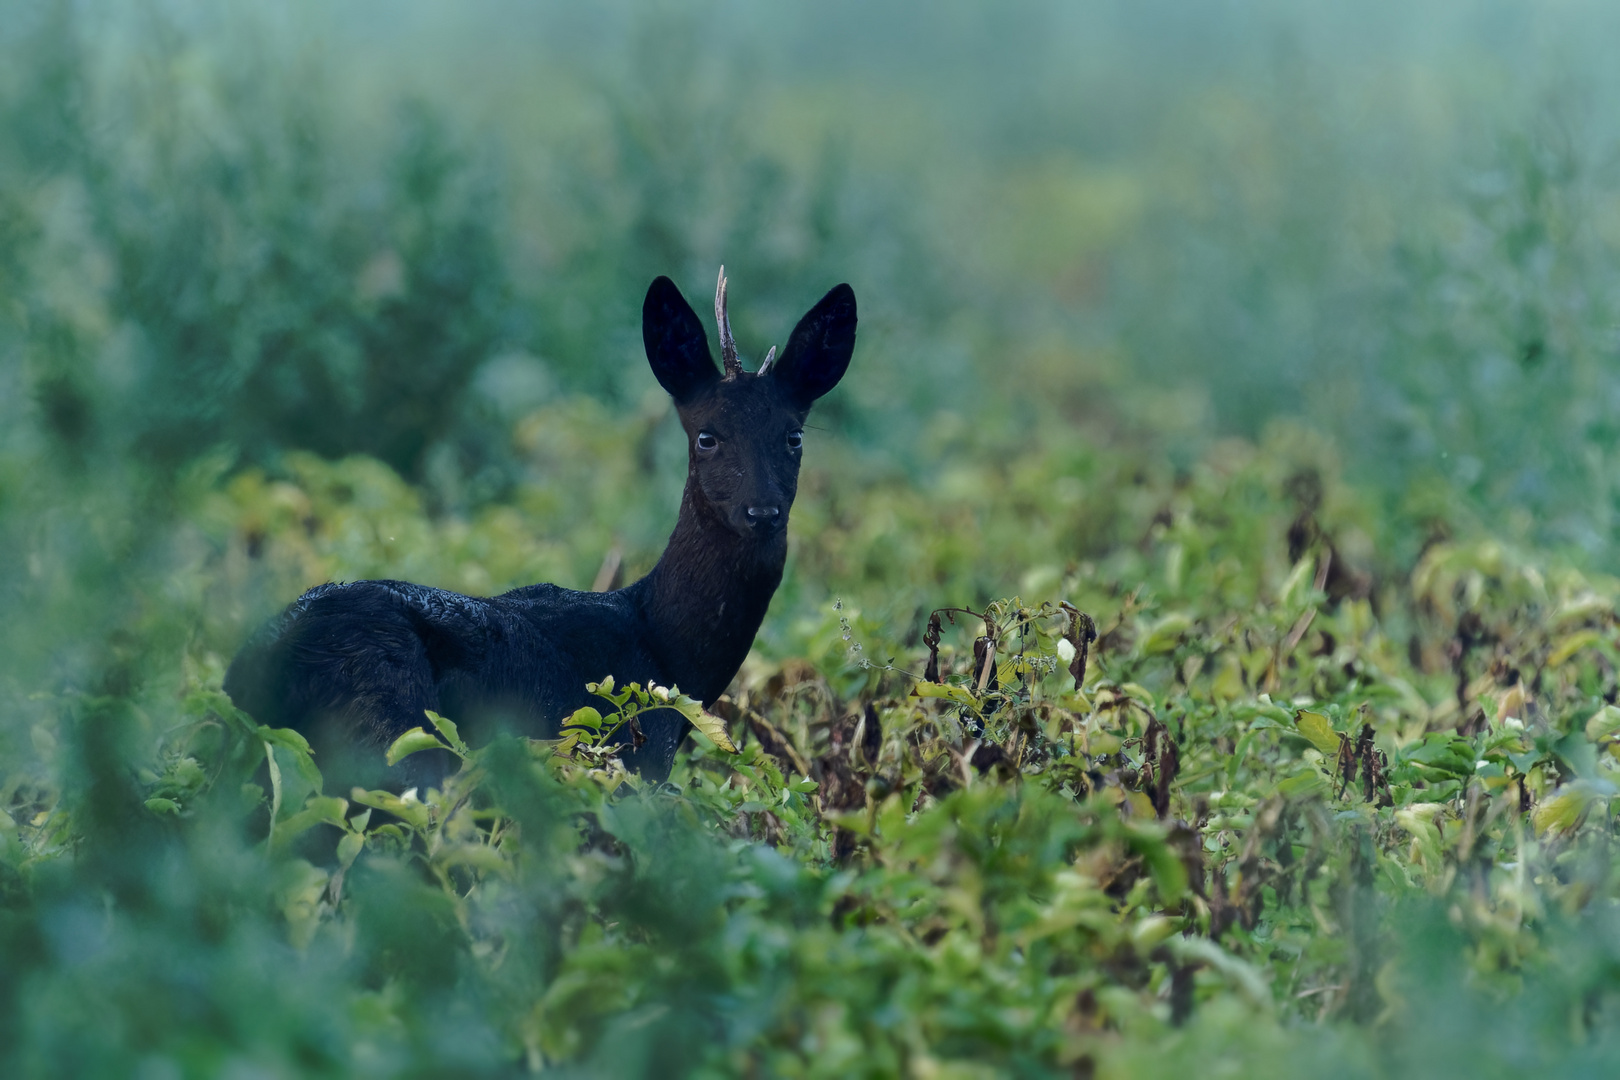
[7,433,1620,1077]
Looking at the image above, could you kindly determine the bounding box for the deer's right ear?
[643,276,719,403]
[771,283,857,407]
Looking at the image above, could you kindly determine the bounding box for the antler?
[715,266,743,379]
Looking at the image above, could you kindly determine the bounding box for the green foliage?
[7,16,512,483]
[9,433,1620,1074]
[8,2,1620,1075]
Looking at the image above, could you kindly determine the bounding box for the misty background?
[3,0,1620,691]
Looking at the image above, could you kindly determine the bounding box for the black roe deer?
[225,271,856,789]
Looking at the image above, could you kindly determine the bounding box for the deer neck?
[636,483,785,705]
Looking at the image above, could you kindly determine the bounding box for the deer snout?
[745,505,783,531]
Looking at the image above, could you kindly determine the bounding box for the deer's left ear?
[771,284,856,407]
[644,276,720,403]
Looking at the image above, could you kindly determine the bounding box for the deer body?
[225,273,856,787]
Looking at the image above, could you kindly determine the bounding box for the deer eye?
[786,430,803,451]
[695,431,718,451]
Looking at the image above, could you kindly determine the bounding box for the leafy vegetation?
[10,433,1620,1075]
[8,1,1620,1076]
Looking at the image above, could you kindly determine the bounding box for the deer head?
[643,269,856,541]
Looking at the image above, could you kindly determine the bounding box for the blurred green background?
[6,0,1619,698]
[6,1,1620,1073]
[10,0,1620,541]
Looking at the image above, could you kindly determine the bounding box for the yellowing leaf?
[910,681,980,707]
[1548,629,1602,667]
[1086,731,1122,755]
[1586,705,1620,743]
[668,693,738,753]
[1495,683,1526,722]
[690,711,738,753]
[1294,710,1341,755]
[1052,690,1092,714]
[1532,785,1606,836]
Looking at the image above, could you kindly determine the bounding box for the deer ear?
[772,283,856,407]
[643,276,719,403]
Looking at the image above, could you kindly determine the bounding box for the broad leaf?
[386,726,450,766]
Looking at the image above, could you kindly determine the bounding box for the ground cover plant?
[9,2,1620,1076]
[9,429,1620,1076]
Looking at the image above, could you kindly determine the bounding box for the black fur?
[225,276,856,789]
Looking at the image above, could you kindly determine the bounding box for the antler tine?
[715,265,742,379]
[758,344,777,375]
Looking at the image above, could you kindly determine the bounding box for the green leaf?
[827,809,874,837]
[1294,710,1341,755]
[1236,701,1293,726]
[265,740,283,839]
[564,706,605,731]
[268,808,333,851]
[1074,732,1115,758]
[336,830,365,869]
[1394,805,1445,866]
[1131,914,1176,950]
[144,797,181,816]
[436,844,509,874]
[1277,771,1329,799]
[302,795,350,825]
[1553,730,1599,781]
[1125,822,1187,902]
[1279,556,1315,606]
[424,710,469,756]
[257,726,313,756]
[350,787,432,830]
[386,727,449,766]
[587,675,635,707]
[291,747,324,794]
[1119,682,1157,706]
[1139,613,1193,656]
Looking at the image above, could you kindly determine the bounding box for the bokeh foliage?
[7,0,1620,1075]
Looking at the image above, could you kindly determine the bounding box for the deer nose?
[745,505,782,529]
